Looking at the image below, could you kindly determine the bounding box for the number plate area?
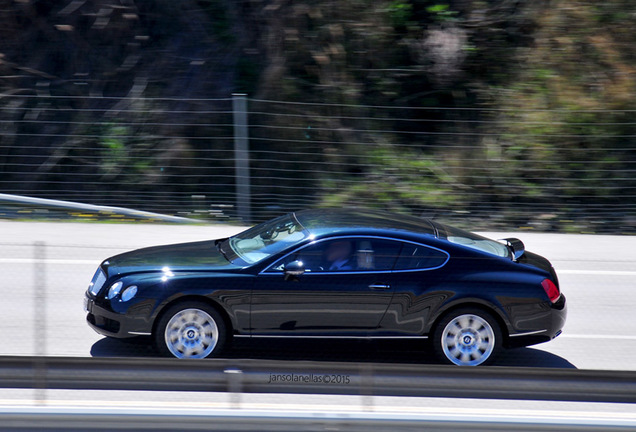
[83,296,93,313]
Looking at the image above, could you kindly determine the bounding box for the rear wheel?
[433,308,501,366]
[155,302,226,359]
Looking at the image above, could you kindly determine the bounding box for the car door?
[249,237,403,336]
[376,241,451,335]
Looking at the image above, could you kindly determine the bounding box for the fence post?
[33,241,47,403]
[232,93,251,224]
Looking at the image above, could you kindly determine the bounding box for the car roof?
[293,209,437,238]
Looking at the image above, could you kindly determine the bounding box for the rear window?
[435,223,510,258]
[394,244,449,270]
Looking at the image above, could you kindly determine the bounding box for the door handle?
[369,284,391,290]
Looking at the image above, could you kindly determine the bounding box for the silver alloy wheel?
[164,308,219,359]
[441,313,495,366]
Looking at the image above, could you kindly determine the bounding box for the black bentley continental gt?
[84,209,566,366]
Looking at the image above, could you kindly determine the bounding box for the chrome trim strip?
[128,332,152,336]
[509,329,547,338]
[234,335,428,339]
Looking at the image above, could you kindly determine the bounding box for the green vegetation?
[1,1,635,231]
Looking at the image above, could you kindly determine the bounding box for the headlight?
[121,285,138,302]
[107,281,123,300]
[107,282,138,302]
[88,269,107,296]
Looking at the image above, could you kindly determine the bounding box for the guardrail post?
[33,241,47,404]
[224,368,243,409]
[232,93,251,224]
[360,363,374,411]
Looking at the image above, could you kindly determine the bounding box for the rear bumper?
[506,294,567,349]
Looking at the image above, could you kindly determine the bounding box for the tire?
[433,308,502,366]
[155,301,227,359]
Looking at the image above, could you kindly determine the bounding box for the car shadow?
[90,336,157,358]
[494,347,576,368]
[90,337,576,368]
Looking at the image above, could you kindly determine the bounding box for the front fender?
[146,272,254,334]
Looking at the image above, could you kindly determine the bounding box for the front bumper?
[85,295,154,338]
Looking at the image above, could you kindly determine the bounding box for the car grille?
[87,313,121,334]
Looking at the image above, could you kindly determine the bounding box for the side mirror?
[284,260,305,278]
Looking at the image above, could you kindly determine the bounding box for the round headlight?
[107,281,123,300]
[121,285,138,302]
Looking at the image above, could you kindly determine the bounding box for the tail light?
[541,279,560,303]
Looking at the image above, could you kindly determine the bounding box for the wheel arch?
[428,300,511,344]
[151,295,234,341]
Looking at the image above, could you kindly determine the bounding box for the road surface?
[0,221,635,370]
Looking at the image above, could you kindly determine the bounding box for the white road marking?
[1,261,635,343]
[0,258,99,265]
[558,269,636,276]
[560,334,636,341]
[1,259,635,277]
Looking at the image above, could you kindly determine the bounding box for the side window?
[359,239,402,271]
[394,244,448,270]
[267,238,403,273]
[268,240,354,273]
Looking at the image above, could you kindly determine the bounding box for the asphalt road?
[1,220,635,371]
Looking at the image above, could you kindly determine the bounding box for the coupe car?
[84,209,566,366]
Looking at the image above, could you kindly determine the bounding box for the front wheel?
[155,302,227,359]
[433,308,502,366]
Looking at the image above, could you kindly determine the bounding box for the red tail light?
[541,279,560,303]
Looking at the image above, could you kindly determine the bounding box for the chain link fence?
[1,94,635,232]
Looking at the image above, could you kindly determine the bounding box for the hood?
[103,240,241,277]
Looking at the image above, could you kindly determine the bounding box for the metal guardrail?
[2,356,636,404]
[0,193,197,223]
[3,406,634,432]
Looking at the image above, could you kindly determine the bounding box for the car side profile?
[84,209,566,366]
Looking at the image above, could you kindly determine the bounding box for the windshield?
[228,213,309,264]
[435,223,511,259]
